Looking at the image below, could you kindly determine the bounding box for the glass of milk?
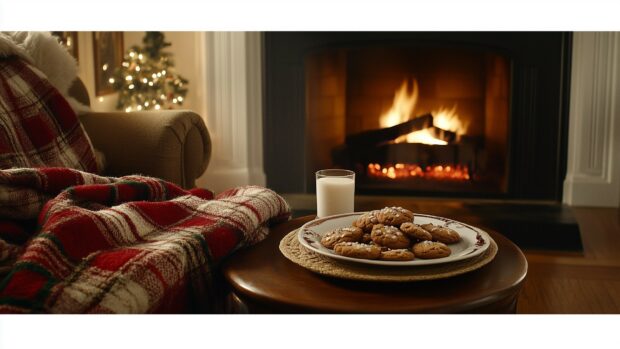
[315,169,355,218]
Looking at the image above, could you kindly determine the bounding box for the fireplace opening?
[265,32,570,201]
[306,46,510,195]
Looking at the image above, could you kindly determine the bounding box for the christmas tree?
[110,32,188,112]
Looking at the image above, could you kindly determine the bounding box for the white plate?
[298,212,493,266]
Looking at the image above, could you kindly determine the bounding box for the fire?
[379,80,418,128]
[379,79,467,145]
[370,79,472,182]
[432,105,467,134]
[367,163,470,181]
[395,129,448,145]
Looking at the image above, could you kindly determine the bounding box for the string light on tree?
[110,32,189,112]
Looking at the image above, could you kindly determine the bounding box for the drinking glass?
[315,169,355,218]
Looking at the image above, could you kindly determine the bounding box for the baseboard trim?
[563,175,620,207]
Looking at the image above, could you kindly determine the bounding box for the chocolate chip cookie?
[420,223,461,244]
[400,222,433,241]
[412,241,451,259]
[370,224,411,249]
[320,227,363,249]
[333,242,382,260]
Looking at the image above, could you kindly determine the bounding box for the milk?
[316,177,355,218]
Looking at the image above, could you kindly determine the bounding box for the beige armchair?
[69,80,211,189]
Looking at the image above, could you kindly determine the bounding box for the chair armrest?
[79,110,211,188]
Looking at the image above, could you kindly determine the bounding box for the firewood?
[345,113,433,148]
[429,126,457,143]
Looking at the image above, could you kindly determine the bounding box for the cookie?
[353,210,380,232]
[370,224,411,249]
[375,207,414,226]
[333,242,382,260]
[380,249,415,261]
[420,223,461,244]
[320,227,363,249]
[412,241,451,259]
[400,222,433,241]
[369,242,389,252]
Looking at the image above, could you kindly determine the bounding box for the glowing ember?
[367,163,471,181]
[379,79,468,145]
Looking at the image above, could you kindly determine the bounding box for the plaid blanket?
[0,56,98,173]
[0,167,290,313]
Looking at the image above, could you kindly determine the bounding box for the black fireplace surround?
[263,32,572,202]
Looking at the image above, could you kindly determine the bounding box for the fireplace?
[307,46,511,195]
[264,32,572,201]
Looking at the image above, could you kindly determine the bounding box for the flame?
[379,79,467,145]
[432,105,468,134]
[379,80,418,128]
[397,130,448,145]
[368,163,470,181]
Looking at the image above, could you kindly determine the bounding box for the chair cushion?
[0,56,99,173]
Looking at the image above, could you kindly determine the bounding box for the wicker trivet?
[279,229,498,282]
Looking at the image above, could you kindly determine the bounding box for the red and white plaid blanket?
[0,56,98,173]
[0,167,290,313]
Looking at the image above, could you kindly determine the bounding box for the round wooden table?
[221,216,528,313]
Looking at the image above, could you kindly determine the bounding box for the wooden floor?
[518,207,620,313]
[284,194,620,313]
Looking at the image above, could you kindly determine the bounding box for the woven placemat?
[279,229,498,282]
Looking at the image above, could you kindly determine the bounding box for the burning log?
[332,139,479,175]
[366,142,477,167]
[427,126,457,143]
[345,113,434,148]
[333,112,475,174]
